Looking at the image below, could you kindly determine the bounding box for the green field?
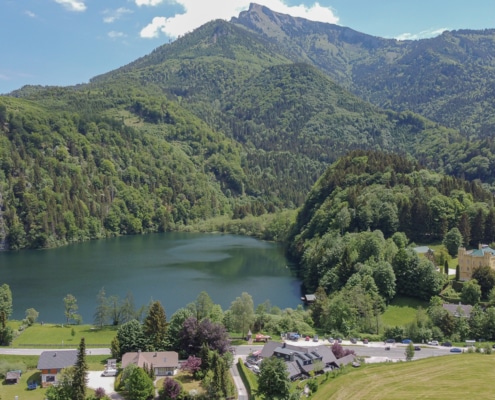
[381,296,429,327]
[312,354,495,399]
[11,324,118,347]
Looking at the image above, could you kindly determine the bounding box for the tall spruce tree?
[73,337,88,400]
[143,300,168,350]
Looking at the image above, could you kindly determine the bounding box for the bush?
[307,379,319,393]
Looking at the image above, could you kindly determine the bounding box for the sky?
[1,0,495,94]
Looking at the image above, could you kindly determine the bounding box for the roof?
[6,370,21,380]
[443,303,473,317]
[37,350,78,370]
[414,246,433,254]
[259,341,352,380]
[121,351,179,370]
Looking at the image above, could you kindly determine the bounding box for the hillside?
[233,4,495,138]
[287,150,495,291]
[4,6,495,249]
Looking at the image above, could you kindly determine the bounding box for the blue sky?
[1,0,495,94]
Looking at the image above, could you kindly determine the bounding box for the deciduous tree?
[63,294,80,324]
[229,292,254,338]
[257,357,291,400]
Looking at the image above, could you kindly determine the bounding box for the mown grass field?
[312,353,495,400]
[381,296,429,327]
[11,324,117,347]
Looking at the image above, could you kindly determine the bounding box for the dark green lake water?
[0,232,301,323]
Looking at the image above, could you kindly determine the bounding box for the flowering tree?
[182,355,202,376]
[160,378,182,400]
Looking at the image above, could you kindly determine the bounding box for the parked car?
[363,338,369,344]
[385,338,395,344]
[414,346,421,351]
[305,336,310,341]
[450,347,462,353]
[428,340,439,346]
[328,337,335,343]
[313,335,319,342]
[337,338,343,343]
[402,339,412,344]
[492,343,495,349]
[350,338,358,344]
[102,369,118,377]
[441,341,452,347]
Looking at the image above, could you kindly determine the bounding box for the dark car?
[386,338,396,344]
[442,341,452,347]
[328,337,335,343]
[385,346,391,350]
[493,343,495,349]
[414,346,421,351]
[450,347,463,353]
[350,338,357,344]
[337,338,343,343]
[363,338,369,344]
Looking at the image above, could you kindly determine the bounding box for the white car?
[101,369,117,377]
[428,340,439,346]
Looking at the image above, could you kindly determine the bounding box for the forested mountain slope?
[233,4,495,138]
[4,7,495,250]
[287,151,495,294]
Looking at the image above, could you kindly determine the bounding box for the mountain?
[3,5,495,249]
[233,4,495,137]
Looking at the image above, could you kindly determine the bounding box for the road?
[1,342,462,400]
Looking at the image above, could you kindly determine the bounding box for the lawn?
[311,353,495,400]
[381,296,429,327]
[156,371,205,397]
[11,324,118,347]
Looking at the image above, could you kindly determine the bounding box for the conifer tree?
[73,337,88,400]
[143,300,168,351]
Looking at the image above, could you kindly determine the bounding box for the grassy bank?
[312,353,495,399]
[11,324,117,348]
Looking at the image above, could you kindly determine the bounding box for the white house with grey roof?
[37,350,77,387]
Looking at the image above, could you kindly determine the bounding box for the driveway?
[87,371,124,400]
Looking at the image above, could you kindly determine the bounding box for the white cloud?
[54,0,86,12]
[103,7,132,23]
[108,31,127,38]
[396,27,448,41]
[136,0,165,6]
[25,10,37,18]
[139,1,339,39]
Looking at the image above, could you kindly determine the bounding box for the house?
[259,341,354,380]
[301,294,316,304]
[443,303,473,318]
[122,351,179,376]
[458,244,495,280]
[37,350,77,388]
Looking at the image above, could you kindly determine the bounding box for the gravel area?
[87,371,119,397]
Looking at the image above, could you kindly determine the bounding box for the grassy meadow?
[312,353,495,400]
[11,323,117,347]
[381,296,429,327]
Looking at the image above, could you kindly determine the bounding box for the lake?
[0,232,301,323]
